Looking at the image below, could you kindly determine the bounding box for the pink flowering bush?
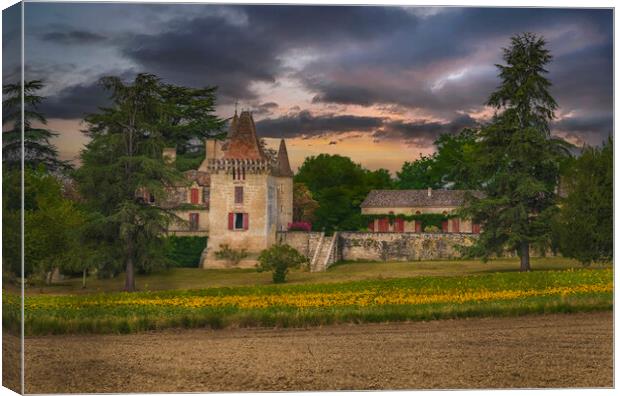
[288,222,312,232]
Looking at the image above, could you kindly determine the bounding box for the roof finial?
[234,100,238,116]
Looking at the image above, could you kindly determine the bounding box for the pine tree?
[463,33,571,271]
[2,80,70,171]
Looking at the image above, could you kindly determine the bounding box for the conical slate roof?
[223,111,266,160]
[274,139,293,177]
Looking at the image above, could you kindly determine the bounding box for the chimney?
[163,147,176,165]
[427,187,432,197]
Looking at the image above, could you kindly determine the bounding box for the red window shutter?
[441,221,449,233]
[368,220,375,232]
[415,221,422,233]
[243,213,249,230]
[378,218,389,232]
[452,218,460,233]
[395,218,404,233]
[228,213,234,230]
[191,188,199,204]
[472,223,480,234]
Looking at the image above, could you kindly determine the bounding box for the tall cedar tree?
[553,138,613,265]
[2,80,71,171]
[76,73,222,291]
[462,33,571,271]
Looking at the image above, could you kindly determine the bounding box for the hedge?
[165,236,207,268]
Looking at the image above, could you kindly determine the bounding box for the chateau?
[160,111,484,271]
[164,110,293,268]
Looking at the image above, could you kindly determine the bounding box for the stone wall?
[275,231,477,265]
[338,232,476,261]
[276,231,324,259]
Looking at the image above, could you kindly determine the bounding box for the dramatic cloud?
[255,109,477,147]
[252,101,279,116]
[40,29,107,45]
[301,7,612,134]
[20,4,613,167]
[256,110,385,138]
[373,114,478,147]
[2,3,21,85]
[39,81,111,120]
[118,6,417,102]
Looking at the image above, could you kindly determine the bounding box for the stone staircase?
[310,232,339,272]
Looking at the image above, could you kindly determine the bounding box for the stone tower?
[201,111,294,268]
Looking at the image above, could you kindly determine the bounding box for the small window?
[228,212,248,230]
[235,186,243,204]
[148,193,155,204]
[234,213,244,229]
[189,213,199,231]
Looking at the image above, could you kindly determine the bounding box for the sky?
[3,3,614,173]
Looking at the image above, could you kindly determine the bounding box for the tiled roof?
[223,111,266,160]
[273,139,293,177]
[361,189,484,208]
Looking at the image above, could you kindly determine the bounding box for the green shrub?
[257,244,308,283]
[165,236,207,267]
[215,244,249,266]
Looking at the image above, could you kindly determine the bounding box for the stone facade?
[161,111,293,268]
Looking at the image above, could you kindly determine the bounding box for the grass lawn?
[19,256,594,296]
[5,266,612,336]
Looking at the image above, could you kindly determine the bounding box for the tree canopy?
[295,154,393,232]
[552,138,612,265]
[396,128,481,190]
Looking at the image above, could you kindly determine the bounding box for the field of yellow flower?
[3,268,612,335]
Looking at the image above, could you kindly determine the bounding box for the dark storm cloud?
[550,43,613,112]
[373,113,477,147]
[40,81,111,119]
[240,5,414,44]
[3,3,22,85]
[40,29,107,45]
[302,7,613,128]
[253,101,279,116]
[255,110,385,138]
[25,4,612,147]
[119,6,416,102]
[552,114,613,145]
[255,109,476,145]
[121,15,281,101]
